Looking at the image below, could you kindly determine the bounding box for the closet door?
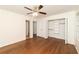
[53,20,60,38]
[48,19,65,39]
[48,20,54,37]
[48,20,60,38]
[59,19,65,39]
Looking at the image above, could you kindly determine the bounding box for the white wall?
[37,19,48,38]
[75,40,79,53]
[29,18,33,38]
[0,9,26,47]
[37,11,77,44]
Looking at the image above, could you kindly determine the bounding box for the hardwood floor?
[0,37,78,54]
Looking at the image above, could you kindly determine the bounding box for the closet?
[48,18,65,39]
[75,15,79,51]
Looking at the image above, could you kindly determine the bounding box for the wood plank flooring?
[0,37,78,54]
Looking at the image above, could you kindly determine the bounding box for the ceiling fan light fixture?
[32,12,38,16]
[24,5,47,16]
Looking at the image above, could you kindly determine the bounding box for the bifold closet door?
[53,20,60,38]
[48,19,65,39]
[48,20,60,38]
[59,20,65,39]
[48,21,54,37]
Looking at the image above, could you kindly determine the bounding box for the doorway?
[26,20,30,38]
[33,21,37,37]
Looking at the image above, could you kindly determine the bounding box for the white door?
[59,19,65,39]
[48,20,54,37]
[48,19,65,39]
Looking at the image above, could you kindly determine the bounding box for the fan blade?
[27,12,33,14]
[39,5,43,10]
[24,7,33,11]
[39,12,47,15]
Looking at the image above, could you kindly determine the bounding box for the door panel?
[48,19,65,39]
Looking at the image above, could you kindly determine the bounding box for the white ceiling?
[0,5,79,17]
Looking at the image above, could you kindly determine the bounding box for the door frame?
[26,20,30,38]
[33,21,37,37]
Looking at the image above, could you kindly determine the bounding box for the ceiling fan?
[24,5,47,16]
